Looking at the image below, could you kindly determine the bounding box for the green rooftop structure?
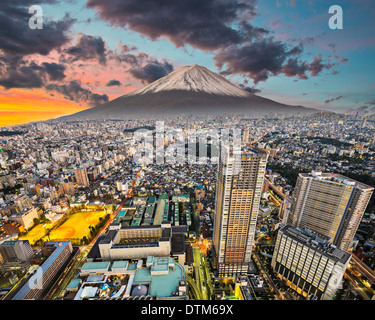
[71,256,187,300]
[147,195,156,204]
[111,260,129,272]
[80,261,111,274]
[127,263,137,271]
[133,256,186,299]
[162,202,170,223]
[66,279,82,291]
[131,218,141,226]
[144,204,155,218]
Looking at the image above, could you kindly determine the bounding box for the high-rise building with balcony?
[286,171,374,251]
[213,146,268,277]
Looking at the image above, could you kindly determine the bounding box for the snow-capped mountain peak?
[126,64,251,98]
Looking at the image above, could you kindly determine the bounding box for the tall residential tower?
[286,171,374,252]
[213,146,268,277]
[74,167,90,187]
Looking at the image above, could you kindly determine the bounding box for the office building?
[0,240,34,270]
[213,146,268,277]
[74,167,89,186]
[286,171,374,251]
[62,181,75,196]
[14,195,32,212]
[12,241,73,300]
[87,223,172,261]
[8,207,39,230]
[271,225,351,300]
[242,128,250,145]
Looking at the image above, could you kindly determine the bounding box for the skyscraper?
[74,167,89,186]
[213,145,268,277]
[286,171,374,251]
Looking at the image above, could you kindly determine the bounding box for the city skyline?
[1,0,375,126]
[1,115,375,302]
[1,0,375,306]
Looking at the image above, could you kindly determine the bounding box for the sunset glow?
[0,89,86,127]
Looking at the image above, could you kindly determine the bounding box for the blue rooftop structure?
[12,241,72,300]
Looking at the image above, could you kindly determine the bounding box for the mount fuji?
[63,64,318,120]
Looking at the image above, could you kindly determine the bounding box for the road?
[193,247,208,300]
[264,178,292,203]
[349,253,375,284]
[192,246,214,300]
[345,268,373,300]
[252,250,283,300]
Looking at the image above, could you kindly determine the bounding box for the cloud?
[328,43,336,53]
[0,55,67,89]
[0,1,74,56]
[86,0,257,50]
[239,83,261,93]
[117,42,137,53]
[324,95,343,104]
[0,58,45,89]
[87,0,336,85]
[63,33,107,65]
[41,62,66,81]
[309,54,332,77]
[282,58,309,80]
[129,60,174,84]
[46,80,109,106]
[106,79,121,86]
[111,52,149,68]
[214,38,304,83]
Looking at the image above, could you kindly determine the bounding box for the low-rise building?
[8,207,39,230]
[70,256,187,300]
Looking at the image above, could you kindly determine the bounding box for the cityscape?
[1,113,375,302]
[0,0,375,313]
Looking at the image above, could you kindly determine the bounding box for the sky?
[0,0,374,127]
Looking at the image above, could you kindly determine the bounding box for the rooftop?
[12,241,71,300]
[300,171,374,190]
[280,225,351,264]
[81,261,111,271]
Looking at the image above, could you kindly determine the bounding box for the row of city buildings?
[211,143,374,299]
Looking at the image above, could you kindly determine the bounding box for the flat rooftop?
[81,261,110,271]
[280,225,351,265]
[299,172,374,190]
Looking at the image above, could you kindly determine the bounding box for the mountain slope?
[64,65,318,119]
